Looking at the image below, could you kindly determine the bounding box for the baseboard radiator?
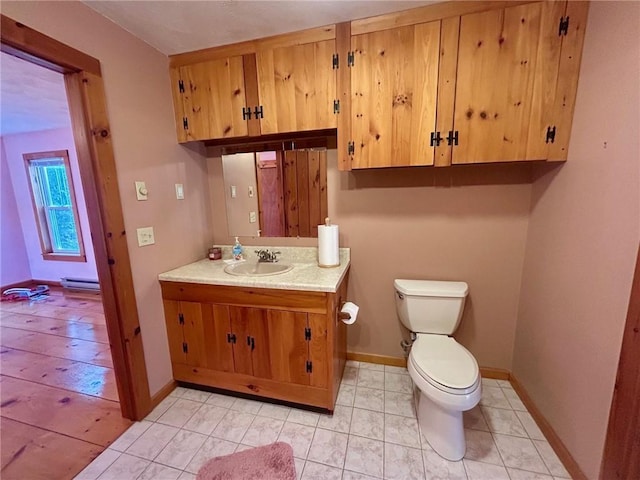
[60,277,100,292]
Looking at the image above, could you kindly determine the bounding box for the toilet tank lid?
[394,279,468,297]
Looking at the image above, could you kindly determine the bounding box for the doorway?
[1,13,151,478]
[0,52,133,478]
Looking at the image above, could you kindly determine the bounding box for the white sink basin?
[224,262,293,277]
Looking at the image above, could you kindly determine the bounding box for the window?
[23,150,86,262]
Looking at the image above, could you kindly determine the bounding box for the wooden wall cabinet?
[169,1,588,168]
[160,272,348,411]
[339,0,589,169]
[170,34,338,142]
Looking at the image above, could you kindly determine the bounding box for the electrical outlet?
[136,227,155,246]
[175,183,184,200]
[249,211,257,223]
[248,185,255,197]
[231,185,237,198]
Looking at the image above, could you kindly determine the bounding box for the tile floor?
[75,361,571,480]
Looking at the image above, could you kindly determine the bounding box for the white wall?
[0,138,31,286]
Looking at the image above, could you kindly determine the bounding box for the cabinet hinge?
[182,117,189,130]
[242,107,252,120]
[304,327,311,341]
[430,131,443,147]
[446,130,459,146]
[333,99,340,114]
[306,361,313,373]
[178,79,185,93]
[347,141,355,156]
[347,51,355,67]
[178,313,184,325]
[253,105,264,119]
[558,16,570,36]
[332,53,339,69]
[545,126,557,144]
[182,342,188,353]
[227,333,236,344]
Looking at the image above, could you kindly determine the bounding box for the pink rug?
[196,442,296,480]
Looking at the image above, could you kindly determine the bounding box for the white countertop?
[158,247,350,293]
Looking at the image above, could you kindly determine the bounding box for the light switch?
[136,227,155,246]
[231,185,237,198]
[175,183,184,200]
[135,181,148,201]
[248,186,255,197]
[249,211,257,223]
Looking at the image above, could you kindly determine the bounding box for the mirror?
[221,149,328,238]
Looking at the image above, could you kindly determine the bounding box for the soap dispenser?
[232,236,243,261]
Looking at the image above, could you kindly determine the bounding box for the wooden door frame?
[1,15,151,420]
[601,243,640,478]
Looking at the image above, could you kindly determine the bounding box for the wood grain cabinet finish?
[168,1,588,166]
[256,40,337,135]
[170,39,337,142]
[160,273,348,411]
[343,0,588,168]
[450,1,588,164]
[350,21,441,168]
[170,56,250,142]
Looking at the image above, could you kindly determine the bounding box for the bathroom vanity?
[158,247,350,411]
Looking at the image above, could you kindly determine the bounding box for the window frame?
[23,150,86,262]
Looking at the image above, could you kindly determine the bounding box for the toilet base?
[417,391,466,461]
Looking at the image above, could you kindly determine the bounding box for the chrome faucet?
[255,249,281,263]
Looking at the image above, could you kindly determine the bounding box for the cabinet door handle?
[247,336,251,346]
[250,337,255,351]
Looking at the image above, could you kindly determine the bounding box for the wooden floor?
[0,286,132,480]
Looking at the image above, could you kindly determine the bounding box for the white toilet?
[394,279,481,461]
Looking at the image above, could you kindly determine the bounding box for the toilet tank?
[394,279,468,335]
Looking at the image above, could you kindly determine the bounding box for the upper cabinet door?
[256,40,337,135]
[452,2,557,164]
[172,56,249,142]
[350,21,441,169]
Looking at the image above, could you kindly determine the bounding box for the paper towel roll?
[340,302,359,325]
[318,219,340,267]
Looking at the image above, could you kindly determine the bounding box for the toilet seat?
[410,334,479,395]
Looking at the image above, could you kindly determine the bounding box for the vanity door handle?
[247,336,251,347]
[250,337,255,351]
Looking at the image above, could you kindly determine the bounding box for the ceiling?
[83,0,436,55]
[0,1,436,136]
[0,52,71,136]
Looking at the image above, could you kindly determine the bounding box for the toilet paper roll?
[340,302,359,325]
[318,223,340,267]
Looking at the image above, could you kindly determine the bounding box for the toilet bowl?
[394,279,481,461]
[407,334,480,460]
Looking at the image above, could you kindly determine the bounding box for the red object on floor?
[196,442,296,480]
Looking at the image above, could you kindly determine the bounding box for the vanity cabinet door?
[256,39,337,135]
[267,310,328,387]
[163,300,187,365]
[229,306,272,379]
[163,300,235,372]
